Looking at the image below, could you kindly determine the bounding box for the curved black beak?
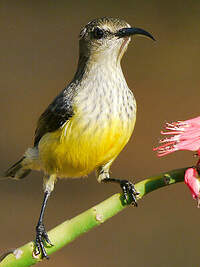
[115,27,155,41]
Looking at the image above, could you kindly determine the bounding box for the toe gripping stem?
[103,178,139,206]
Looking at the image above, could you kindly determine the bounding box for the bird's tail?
[4,157,31,179]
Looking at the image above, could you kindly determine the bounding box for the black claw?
[34,223,53,259]
[43,232,53,247]
[35,241,40,255]
[120,180,139,206]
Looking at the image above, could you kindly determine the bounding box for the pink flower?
[185,168,200,207]
[153,116,200,156]
[154,116,200,206]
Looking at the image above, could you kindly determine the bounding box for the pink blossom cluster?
[154,116,200,206]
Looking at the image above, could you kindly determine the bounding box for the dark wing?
[34,87,74,146]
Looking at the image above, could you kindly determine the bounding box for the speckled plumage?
[38,54,136,177]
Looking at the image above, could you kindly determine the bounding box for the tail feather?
[5,157,31,179]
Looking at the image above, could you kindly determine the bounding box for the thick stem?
[0,167,188,267]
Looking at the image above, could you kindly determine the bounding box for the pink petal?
[184,116,200,126]
[154,116,200,156]
[184,168,200,200]
[176,137,200,151]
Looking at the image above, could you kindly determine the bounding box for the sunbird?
[5,17,155,258]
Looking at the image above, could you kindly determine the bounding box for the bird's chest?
[39,69,136,177]
[67,82,136,156]
[75,72,136,130]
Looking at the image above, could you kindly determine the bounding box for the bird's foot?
[119,180,139,206]
[34,223,53,259]
[102,178,139,206]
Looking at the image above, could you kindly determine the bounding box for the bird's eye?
[92,27,104,39]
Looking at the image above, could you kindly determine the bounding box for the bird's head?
[79,17,155,64]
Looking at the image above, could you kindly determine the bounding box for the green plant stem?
[0,167,188,267]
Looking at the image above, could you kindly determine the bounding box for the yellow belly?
[38,114,135,178]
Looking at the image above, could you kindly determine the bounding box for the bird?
[5,17,155,258]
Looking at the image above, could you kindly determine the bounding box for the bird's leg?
[34,191,52,258]
[97,165,139,206]
[34,175,56,259]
